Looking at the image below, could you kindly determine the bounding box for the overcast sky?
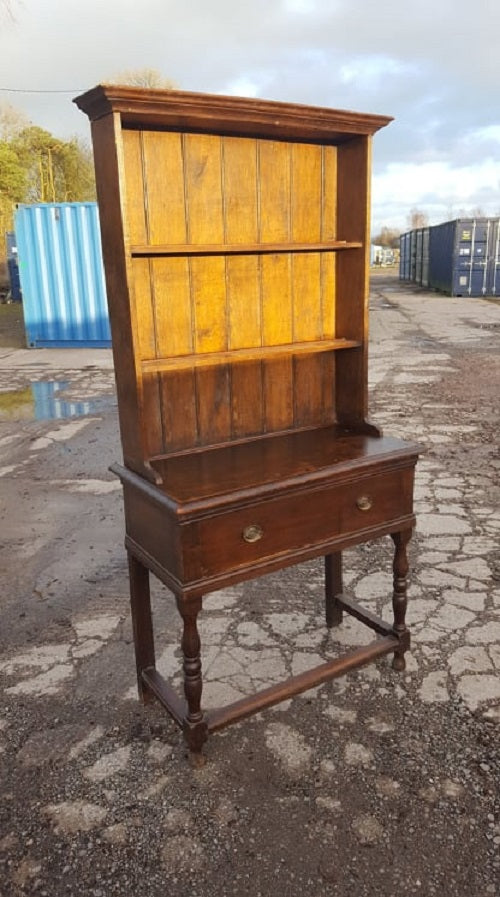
[1,0,499,233]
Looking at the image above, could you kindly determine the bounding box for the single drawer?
[194,467,414,579]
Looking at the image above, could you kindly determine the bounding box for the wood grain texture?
[263,357,294,432]
[222,137,261,356]
[184,134,227,355]
[130,240,360,256]
[140,339,359,373]
[151,258,193,358]
[90,115,148,476]
[291,144,321,344]
[150,430,416,502]
[196,365,231,445]
[141,371,163,458]
[143,131,186,244]
[142,132,193,362]
[293,352,336,428]
[321,145,337,338]
[130,258,156,360]
[122,130,147,244]
[159,369,198,453]
[259,140,292,353]
[335,136,371,425]
[230,361,264,438]
[118,122,373,453]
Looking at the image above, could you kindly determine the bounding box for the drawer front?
[193,468,414,579]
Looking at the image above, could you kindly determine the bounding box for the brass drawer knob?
[242,524,264,543]
[356,495,373,511]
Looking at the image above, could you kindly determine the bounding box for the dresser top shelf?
[146,428,419,507]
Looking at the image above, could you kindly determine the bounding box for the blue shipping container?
[428,218,500,297]
[15,202,111,347]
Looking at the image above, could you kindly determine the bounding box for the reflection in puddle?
[0,380,115,421]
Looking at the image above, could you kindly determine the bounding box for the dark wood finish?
[177,598,208,755]
[128,553,155,702]
[76,85,418,759]
[325,553,343,627]
[335,137,371,428]
[207,635,399,732]
[334,594,395,637]
[141,668,186,726]
[391,528,412,670]
[74,85,393,142]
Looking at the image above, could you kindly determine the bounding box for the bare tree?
[407,208,429,229]
[109,68,177,89]
[372,226,400,248]
[0,101,29,140]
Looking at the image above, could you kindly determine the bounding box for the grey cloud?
[0,0,498,227]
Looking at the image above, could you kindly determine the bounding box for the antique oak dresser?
[75,85,419,761]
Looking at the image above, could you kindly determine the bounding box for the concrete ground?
[0,275,499,896]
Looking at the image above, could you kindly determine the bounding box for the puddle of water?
[0,380,115,421]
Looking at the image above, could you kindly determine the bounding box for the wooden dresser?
[75,86,419,760]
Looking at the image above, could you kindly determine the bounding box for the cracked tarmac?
[0,275,499,896]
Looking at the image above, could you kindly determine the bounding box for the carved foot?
[184,719,208,766]
[189,750,207,769]
[392,652,406,672]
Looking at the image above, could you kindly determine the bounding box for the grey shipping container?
[415,228,423,284]
[487,219,500,295]
[399,228,429,287]
[5,232,22,301]
[428,217,500,297]
[421,227,430,287]
[414,227,430,286]
[409,229,418,282]
[399,232,411,281]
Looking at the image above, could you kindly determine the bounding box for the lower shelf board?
[141,667,186,726]
[206,635,398,732]
[140,633,400,734]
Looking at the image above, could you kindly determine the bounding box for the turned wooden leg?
[128,553,155,703]
[390,529,412,671]
[325,552,343,627]
[177,597,207,762]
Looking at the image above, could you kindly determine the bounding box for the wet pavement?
[0,275,499,897]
